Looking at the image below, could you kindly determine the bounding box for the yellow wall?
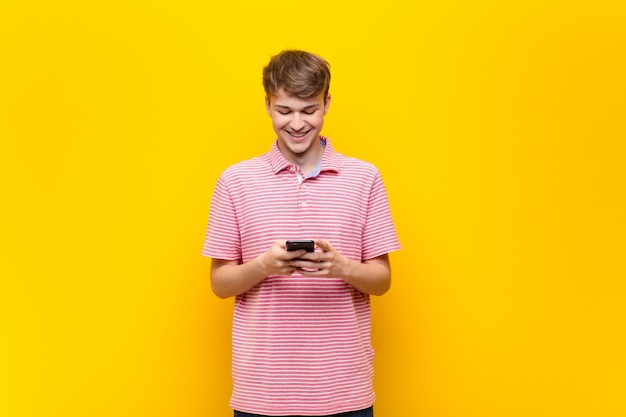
[1,1,625,416]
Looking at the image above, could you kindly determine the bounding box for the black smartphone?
[285,240,315,252]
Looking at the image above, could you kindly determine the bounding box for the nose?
[290,112,306,131]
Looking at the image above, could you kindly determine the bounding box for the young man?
[203,50,400,417]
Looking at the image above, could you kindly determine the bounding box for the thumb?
[315,239,332,251]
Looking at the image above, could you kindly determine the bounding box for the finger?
[297,260,331,271]
[297,267,328,277]
[285,249,307,260]
[294,252,316,261]
[289,259,302,267]
[298,252,329,263]
[314,239,332,252]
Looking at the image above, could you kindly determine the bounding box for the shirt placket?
[289,165,313,230]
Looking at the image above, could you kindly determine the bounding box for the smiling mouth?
[287,130,311,138]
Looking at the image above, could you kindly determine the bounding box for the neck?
[280,140,324,176]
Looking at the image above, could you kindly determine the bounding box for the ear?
[324,94,331,115]
[265,96,271,116]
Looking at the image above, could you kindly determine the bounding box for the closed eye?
[277,110,316,115]
[275,104,319,115]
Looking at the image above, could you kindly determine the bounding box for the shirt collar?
[267,136,341,175]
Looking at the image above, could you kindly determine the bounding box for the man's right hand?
[210,240,306,298]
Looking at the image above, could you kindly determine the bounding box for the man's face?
[265,88,331,165]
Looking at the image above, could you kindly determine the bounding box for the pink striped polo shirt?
[203,137,400,416]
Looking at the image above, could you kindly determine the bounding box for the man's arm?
[210,240,307,299]
[338,253,391,296]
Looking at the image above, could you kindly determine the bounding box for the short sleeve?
[202,175,242,260]
[361,172,401,260]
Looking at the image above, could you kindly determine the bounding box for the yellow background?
[1,1,625,416]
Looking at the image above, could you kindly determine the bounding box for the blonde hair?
[263,50,331,103]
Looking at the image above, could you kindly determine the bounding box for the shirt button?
[289,166,296,173]
[300,184,306,189]
[301,202,307,207]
